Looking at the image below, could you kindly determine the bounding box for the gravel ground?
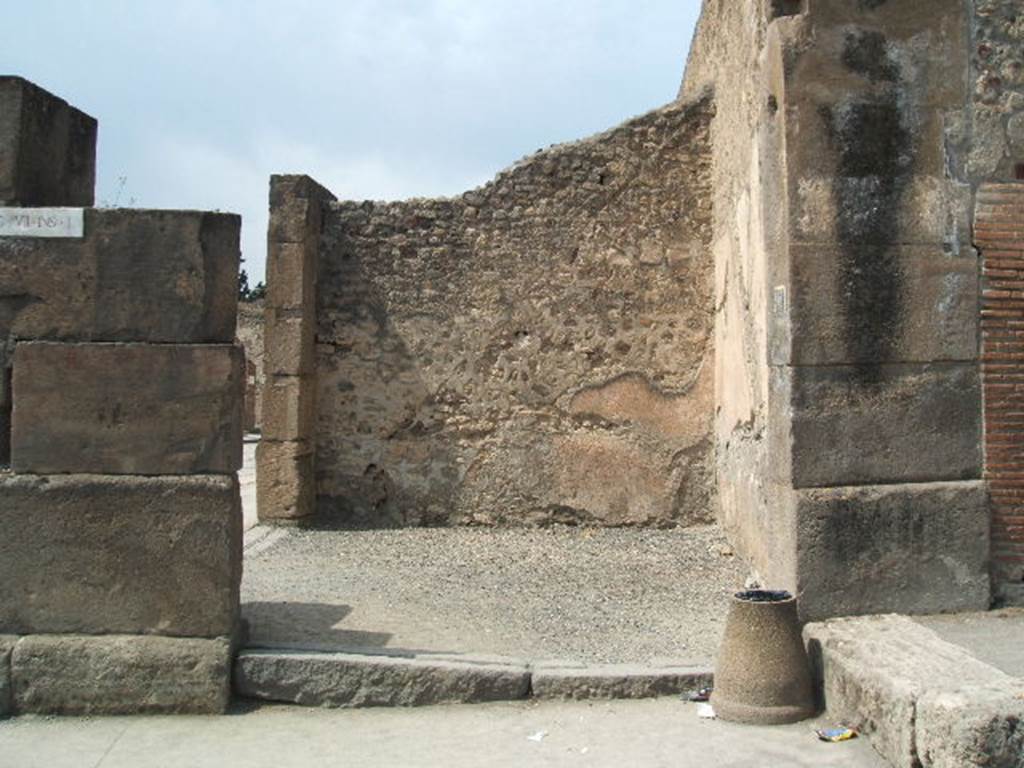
[241,526,748,664]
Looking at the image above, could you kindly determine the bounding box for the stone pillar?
[0,78,243,715]
[258,175,334,523]
[977,182,1024,606]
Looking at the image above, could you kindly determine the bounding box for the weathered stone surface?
[266,242,316,310]
[803,615,1014,768]
[794,482,989,622]
[234,649,530,707]
[531,662,712,701]
[262,375,315,441]
[0,473,241,637]
[236,300,265,432]
[0,635,15,717]
[267,175,334,245]
[12,635,232,715]
[0,208,240,344]
[917,683,1024,768]
[785,245,978,366]
[11,342,244,475]
[257,440,315,521]
[785,363,982,488]
[0,76,97,207]
[314,97,714,526]
[264,312,314,376]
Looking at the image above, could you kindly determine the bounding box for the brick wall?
[978,182,1024,605]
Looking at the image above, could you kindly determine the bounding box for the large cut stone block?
[0,635,14,717]
[0,77,97,207]
[795,481,989,622]
[267,174,335,245]
[803,615,1012,768]
[780,363,982,488]
[266,242,316,311]
[781,244,978,366]
[262,375,315,441]
[917,683,1024,768]
[11,635,231,715]
[256,440,315,521]
[234,649,530,708]
[0,208,240,344]
[264,312,314,376]
[11,342,244,475]
[0,473,241,637]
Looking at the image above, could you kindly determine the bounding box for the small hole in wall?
[767,94,779,116]
[770,0,804,18]
[1015,163,1024,180]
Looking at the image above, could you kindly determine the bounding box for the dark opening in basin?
[734,589,793,603]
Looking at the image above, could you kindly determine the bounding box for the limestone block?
[0,635,15,717]
[803,615,1012,768]
[257,440,315,521]
[795,482,989,622]
[780,362,982,488]
[916,683,1024,768]
[783,245,978,366]
[234,649,530,707]
[530,662,712,700]
[0,208,240,344]
[264,312,314,376]
[0,473,241,637]
[12,635,232,715]
[11,342,244,475]
[267,175,334,245]
[262,375,315,442]
[0,76,97,207]
[267,241,316,311]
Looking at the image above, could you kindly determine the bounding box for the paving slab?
[915,609,1024,677]
[0,698,889,768]
[241,523,746,665]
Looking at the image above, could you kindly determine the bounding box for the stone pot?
[710,590,816,725]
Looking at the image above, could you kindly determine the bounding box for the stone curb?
[804,615,1024,768]
[234,647,713,708]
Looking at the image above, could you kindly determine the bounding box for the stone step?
[804,615,1024,768]
[234,647,711,708]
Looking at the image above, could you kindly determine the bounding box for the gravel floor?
[241,526,748,664]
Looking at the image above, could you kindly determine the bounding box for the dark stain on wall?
[822,30,913,381]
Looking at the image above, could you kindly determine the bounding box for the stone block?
[803,615,1012,768]
[257,440,315,521]
[0,208,239,344]
[782,245,978,366]
[531,662,712,700]
[267,175,335,246]
[0,473,241,637]
[0,76,97,207]
[267,241,316,311]
[264,312,314,376]
[11,635,231,715]
[0,635,15,717]
[794,481,990,622]
[234,649,530,707]
[262,375,315,442]
[782,362,981,488]
[917,683,1024,768]
[11,342,244,475]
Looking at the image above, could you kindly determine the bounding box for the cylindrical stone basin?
[709,590,816,725]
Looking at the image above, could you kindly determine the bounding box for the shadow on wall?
[309,95,717,529]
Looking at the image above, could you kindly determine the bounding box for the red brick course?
[978,182,1024,598]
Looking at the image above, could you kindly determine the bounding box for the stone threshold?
[234,645,712,708]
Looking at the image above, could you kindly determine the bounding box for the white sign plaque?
[0,207,85,238]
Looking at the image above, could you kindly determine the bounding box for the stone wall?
[682,0,993,620]
[0,78,243,715]
[307,97,714,527]
[237,299,265,432]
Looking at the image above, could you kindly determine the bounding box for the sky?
[2,1,702,282]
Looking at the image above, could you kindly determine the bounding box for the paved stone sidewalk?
[0,699,886,768]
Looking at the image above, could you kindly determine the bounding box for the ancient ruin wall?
[236,300,265,432]
[314,97,714,527]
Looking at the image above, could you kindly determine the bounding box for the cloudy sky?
[3,1,701,282]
